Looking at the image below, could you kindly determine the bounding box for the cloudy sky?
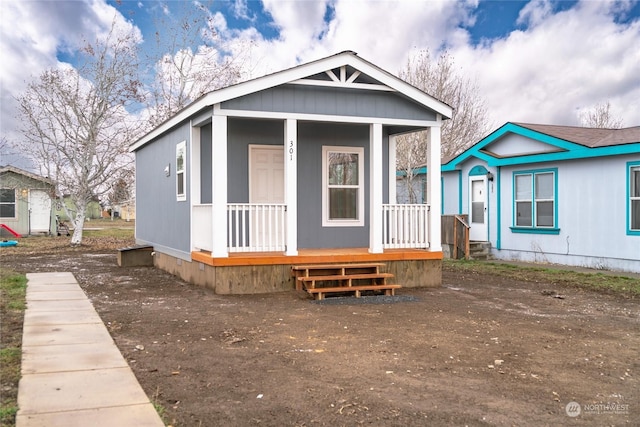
[1,0,639,167]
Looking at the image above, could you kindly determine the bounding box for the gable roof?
[442,122,640,171]
[0,165,52,186]
[131,51,452,151]
[514,123,640,148]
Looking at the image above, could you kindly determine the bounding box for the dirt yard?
[2,244,638,426]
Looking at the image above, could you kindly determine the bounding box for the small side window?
[0,189,16,218]
[176,141,186,201]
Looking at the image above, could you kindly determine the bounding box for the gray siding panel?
[135,122,191,254]
[222,85,436,121]
[227,119,284,203]
[200,124,212,204]
[297,122,371,249]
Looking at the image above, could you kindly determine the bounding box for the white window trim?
[322,145,365,227]
[176,140,186,202]
[0,188,17,219]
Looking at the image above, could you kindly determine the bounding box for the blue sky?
[1,0,639,168]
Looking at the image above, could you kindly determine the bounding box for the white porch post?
[388,134,397,204]
[284,119,298,255]
[211,114,228,257]
[426,124,442,252]
[189,125,202,251]
[369,123,383,253]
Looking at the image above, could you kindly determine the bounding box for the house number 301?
[289,141,294,160]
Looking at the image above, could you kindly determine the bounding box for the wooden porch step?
[292,262,401,299]
[297,273,394,283]
[308,284,402,300]
[292,263,386,272]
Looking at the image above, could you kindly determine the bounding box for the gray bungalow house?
[130,51,452,293]
[0,165,56,236]
[434,122,639,272]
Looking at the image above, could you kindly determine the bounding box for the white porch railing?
[193,204,213,251]
[227,203,287,253]
[382,204,430,249]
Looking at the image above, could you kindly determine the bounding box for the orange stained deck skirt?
[191,247,443,267]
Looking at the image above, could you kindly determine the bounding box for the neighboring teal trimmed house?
[406,123,640,273]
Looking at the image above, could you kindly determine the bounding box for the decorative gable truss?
[292,65,393,92]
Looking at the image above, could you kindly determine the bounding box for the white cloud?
[451,0,640,127]
[0,0,141,152]
[1,0,638,168]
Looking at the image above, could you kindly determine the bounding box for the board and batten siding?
[226,118,285,203]
[135,122,192,259]
[221,84,437,121]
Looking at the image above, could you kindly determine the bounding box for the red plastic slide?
[0,224,21,237]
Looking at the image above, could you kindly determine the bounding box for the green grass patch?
[83,227,134,239]
[445,259,640,296]
[0,269,26,427]
[0,271,26,309]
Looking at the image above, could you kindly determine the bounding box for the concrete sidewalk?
[16,272,164,427]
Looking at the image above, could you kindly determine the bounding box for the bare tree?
[16,22,144,245]
[579,101,623,128]
[144,2,252,127]
[396,50,491,202]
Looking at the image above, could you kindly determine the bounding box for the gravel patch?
[311,295,419,305]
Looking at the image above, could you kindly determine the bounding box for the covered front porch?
[189,118,444,259]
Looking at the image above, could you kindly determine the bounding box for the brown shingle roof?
[513,123,640,148]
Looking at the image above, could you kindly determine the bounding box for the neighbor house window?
[322,146,364,227]
[0,189,16,218]
[176,141,186,201]
[512,169,558,233]
[629,162,640,235]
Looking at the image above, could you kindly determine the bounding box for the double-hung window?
[0,189,16,218]
[512,169,558,233]
[322,146,364,227]
[629,161,640,235]
[176,141,186,201]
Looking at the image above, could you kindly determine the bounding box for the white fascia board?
[130,51,452,152]
[215,106,441,128]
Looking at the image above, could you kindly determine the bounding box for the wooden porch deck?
[192,248,442,267]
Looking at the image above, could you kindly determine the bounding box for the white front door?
[29,190,51,233]
[249,145,285,248]
[469,176,488,241]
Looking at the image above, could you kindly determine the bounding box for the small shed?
[0,166,56,236]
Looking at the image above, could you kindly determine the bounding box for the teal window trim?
[457,170,463,214]
[496,166,501,249]
[512,167,559,234]
[510,227,560,235]
[628,161,640,236]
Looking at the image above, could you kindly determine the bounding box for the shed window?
[630,163,640,234]
[176,141,186,201]
[0,189,16,218]
[513,169,557,231]
[322,146,364,227]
